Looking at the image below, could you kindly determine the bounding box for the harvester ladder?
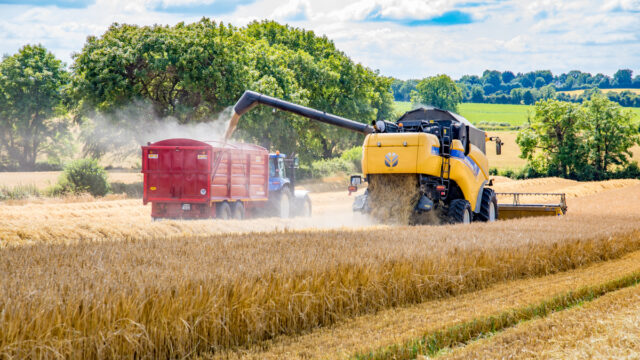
[439,126,453,197]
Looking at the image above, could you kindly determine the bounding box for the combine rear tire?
[217,202,232,220]
[448,199,472,224]
[232,201,245,220]
[476,188,498,222]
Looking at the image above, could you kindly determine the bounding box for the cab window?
[269,158,276,177]
[278,157,286,178]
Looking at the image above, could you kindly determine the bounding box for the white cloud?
[332,0,470,21]
[0,0,638,79]
[271,0,313,21]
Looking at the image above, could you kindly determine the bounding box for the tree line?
[0,19,393,170]
[392,69,640,107]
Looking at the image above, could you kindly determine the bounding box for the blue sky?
[0,0,638,79]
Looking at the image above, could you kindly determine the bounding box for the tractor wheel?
[476,188,498,222]
[276,187,291,218]
[232,201,245,220]
[217,202,232,220]
[299,195,312,217]
[447,199,473,224]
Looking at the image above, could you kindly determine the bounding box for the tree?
[522,89,535,105]
[613,69,633,87]
[0,44,70,169]
[517,97,640,180]
[516,100,586,178]
[411,74,463,112]
[501,71,515,84]
[581,94,639,179]
[471,85,484,103]
[482,70,502,91]
[72,19,393,162]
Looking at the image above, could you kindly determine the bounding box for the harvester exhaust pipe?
[224,90,374,141]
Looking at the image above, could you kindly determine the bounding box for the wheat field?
[1,179,640,359]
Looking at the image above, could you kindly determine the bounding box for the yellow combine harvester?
[226,91,567,224]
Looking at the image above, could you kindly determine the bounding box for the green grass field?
[394,102,640,126]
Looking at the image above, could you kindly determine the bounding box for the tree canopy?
[72,19,393,161]
[517,96,639,180]
[0,44,70,169]
[410,74,462,112]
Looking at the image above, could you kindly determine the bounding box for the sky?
[0,0,638,80]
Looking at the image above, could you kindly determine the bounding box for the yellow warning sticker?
[150,186,157,191]
[148,153,158,159]
[197,154,208,160]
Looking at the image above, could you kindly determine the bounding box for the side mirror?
[348,175,362,195]
[294,156,300,168]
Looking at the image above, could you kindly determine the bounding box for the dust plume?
[81,101,235,159]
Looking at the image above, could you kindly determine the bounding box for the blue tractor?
[267,152,312,218]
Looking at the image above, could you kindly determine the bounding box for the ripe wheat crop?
[221,250,640,359]
[1,180,640,359]
[2,213,640,358]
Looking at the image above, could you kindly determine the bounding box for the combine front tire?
[448,199,472,224]
[476,188,498,222]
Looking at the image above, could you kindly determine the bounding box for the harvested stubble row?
[442,282,640,359]
[2,213,640,359]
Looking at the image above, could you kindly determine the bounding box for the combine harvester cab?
[141,138,311,220]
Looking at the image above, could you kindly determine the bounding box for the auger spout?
[224,90,374,141]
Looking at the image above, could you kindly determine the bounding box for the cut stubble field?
[1,177,640,359]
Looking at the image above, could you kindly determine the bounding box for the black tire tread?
[477,188,498,222]
[447,199,472,223]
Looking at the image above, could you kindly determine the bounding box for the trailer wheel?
[448,199,472,224]
[476,188,498,222]
[232,201,245,220]
[217,202,232,220]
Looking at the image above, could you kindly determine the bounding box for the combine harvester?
[141,138,311,220]
[224,90,567,224]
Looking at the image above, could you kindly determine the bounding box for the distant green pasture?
[394,101,640,126]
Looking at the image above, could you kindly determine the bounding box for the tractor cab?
[267,151,311,218]
[268,152,289,192]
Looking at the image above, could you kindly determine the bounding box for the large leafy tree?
[73,19,393,161]
[517,97,639,179]
[0,45,70,169]
[581,95,639,179]
[411,74,463,112]
[516,100,585,177]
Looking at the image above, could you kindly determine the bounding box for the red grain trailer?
[142,138,269,219]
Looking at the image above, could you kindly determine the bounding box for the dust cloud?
[82,102,236,158]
